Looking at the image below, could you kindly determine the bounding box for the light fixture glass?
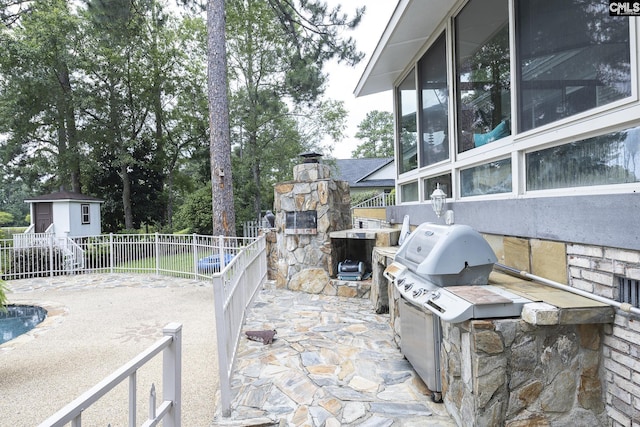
[430,183,447,218]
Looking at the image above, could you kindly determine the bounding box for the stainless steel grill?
[384,222,531,402]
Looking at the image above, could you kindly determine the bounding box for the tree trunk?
[58,63,81,192]
[120,164,134,230]
[207,0,236,236]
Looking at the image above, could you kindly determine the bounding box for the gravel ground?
[0,275,218,426]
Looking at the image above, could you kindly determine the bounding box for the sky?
[322,1,397,159]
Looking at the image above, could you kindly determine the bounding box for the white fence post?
[49,233,54,277]
[162,323,182,427]
[212,273,231,416]
[192,234,198,276]
[155,232,160,275]
[109,233,114,274]
[218,235,226,270]
[129,371,137,426]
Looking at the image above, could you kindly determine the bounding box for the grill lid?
[395,223,497,286]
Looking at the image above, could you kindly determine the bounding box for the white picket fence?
[38,323,182,427]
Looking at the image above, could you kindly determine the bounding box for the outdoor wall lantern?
[430,183,447,218]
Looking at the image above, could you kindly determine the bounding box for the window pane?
[461,158,512,196]
[424,174,452,200]
[401,181,419,202]
[517,0,630,132]
[419,33,449,166]
[398,70,418,173]
[456,0,511,153]
[527,126,640,190]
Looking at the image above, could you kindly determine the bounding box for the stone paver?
[4,274,457,426]
[212,281,457,426]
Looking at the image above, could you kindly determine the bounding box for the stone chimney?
[273,154,351,292]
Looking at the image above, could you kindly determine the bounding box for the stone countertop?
[489,271,615,325]
[372,246,399,258]
[331,228,400,242]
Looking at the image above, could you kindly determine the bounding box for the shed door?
[35,202,53,233]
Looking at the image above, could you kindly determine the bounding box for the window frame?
[392,0,637,205]
[81,204,91,225]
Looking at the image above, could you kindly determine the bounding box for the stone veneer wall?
[377,235,639,426]
[566,243,640,426]
[441,319,606,426]
[264,229,278,280]
[273,163,351,291]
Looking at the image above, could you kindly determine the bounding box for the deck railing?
[38,323,182,427]
[351,191,395,209]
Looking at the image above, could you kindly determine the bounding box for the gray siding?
[387,193,640,251]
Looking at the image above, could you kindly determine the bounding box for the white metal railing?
[212,235,267,417]
[39,323,182,427]
[352,217,391,229]
[62,237,85,271]
[2,233,268,421]
[351,192,395,209]
[0,233,257,281]
[13,229,53,249]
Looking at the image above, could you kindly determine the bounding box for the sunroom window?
[400,181,419,202]
[461,158,512,197]
[424,174,452,200]
[455,0,511,154]
[516,0,631,132]
[527,125,640,190]
[419,33,449,167]
[398,70,418,174]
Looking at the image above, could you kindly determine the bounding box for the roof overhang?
[354,0,451,97]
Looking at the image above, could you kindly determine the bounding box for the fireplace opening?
[331,236,375,280]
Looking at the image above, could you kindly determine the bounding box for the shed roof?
[24,191,104,203]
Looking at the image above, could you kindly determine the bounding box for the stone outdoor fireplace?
[273,155,351,292]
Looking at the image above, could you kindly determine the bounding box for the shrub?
[3,247,66,279]
[0,279,7,312]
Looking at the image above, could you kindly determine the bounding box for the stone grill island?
[273,155,351,293]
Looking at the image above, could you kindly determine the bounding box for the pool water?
[0,305,47,345]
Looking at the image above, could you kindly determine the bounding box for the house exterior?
[357,1,640,425]
[331,157,395,196]
[24,191,103,240]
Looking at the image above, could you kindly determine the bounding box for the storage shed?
[24,191,103,239]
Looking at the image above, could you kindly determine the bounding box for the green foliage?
[0,0,208,233]
[0,227,28,240]
[83,237,111,267]
[225,0,352,227]
[173,184,213,235]
[0,211,14,226]
[2,247,65,279]
[1,0,362,235]
[350,190,380,206]
[352,110,395,158]
[0,279,7,312]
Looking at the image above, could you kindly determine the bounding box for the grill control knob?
[412,288,425,298]
[428,290,440,300]
[404,283,413,291]
[396,278,405,288]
